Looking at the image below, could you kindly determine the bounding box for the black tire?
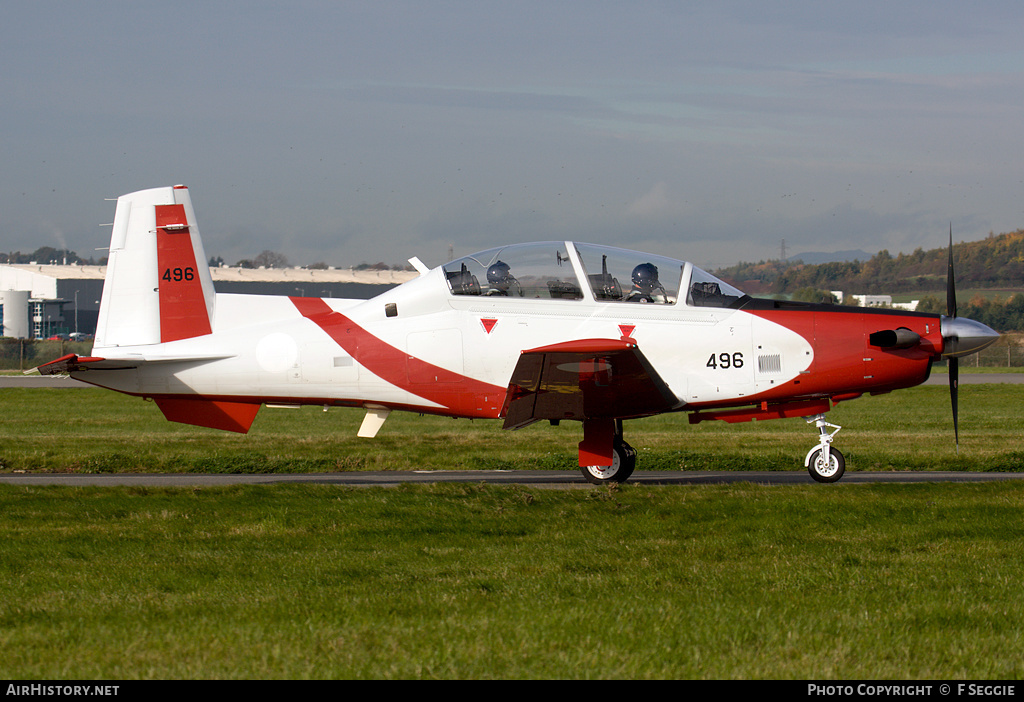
[807,447,845,483]
[580,439,637,484]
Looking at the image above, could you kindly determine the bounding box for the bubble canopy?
[442,242,747,308]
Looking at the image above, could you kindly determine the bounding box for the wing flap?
[502,339,678,429]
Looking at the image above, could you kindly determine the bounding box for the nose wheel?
[805,414,845,483]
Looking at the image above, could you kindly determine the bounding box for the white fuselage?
[80,263,813,417]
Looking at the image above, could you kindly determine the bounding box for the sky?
[3,1,1024,271]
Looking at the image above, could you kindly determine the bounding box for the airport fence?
[963,332,1024,368]
[0,339,94,371]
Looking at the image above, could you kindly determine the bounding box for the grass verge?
[1,385,1023,474]
[1,482,1023,679]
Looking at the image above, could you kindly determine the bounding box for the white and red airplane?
[40,185,999,483]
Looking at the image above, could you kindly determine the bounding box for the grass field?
[1,384,1022,474]
[2,386,1024,679]
[2,482,1024,679]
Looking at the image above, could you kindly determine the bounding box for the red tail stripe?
[155,204,211,342]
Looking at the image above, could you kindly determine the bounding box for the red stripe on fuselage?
[290,297,506,418]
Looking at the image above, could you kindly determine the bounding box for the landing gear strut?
[804,414,845,483]
[579,419,637,484]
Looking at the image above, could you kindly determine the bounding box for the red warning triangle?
[481,318,498,334]
[618,324,636,339]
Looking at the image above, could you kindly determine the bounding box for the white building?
[0,264,417,338]
[850,294,919,311]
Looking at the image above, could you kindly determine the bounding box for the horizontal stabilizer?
[36,354,118,375]
[502,338,677,429]
[35,352,234,376]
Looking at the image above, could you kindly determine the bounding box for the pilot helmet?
[487,260,513,288]
[631,262,659,289]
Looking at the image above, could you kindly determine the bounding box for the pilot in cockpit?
[625,262,668,303]
[484,260,523,297]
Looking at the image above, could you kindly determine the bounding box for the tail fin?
[94,185,216,348]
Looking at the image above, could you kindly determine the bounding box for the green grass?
[931,365,1024,373]
[1,385,1023,474]
[3,388,1024,678]
[2,481,1024,679]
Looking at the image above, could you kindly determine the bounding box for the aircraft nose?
[940,315,1000,358]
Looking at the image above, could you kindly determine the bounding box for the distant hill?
[715,229,1024,297]
[788,250,874,265]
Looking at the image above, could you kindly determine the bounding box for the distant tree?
[209,255,224,267]
[916,296,945,314]
[791,287,837,304]
[32,247,80,265]
[1004,295,1024,330]
[252,250,289,269]
[736,229,1024,298]
[307,261,329,270]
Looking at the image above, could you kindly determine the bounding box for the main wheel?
[580,439,637,484]
[807,447,845,483]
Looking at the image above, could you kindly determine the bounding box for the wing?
[502,339,679,430]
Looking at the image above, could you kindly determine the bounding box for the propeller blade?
[946,224,959,452]
[949,356,959,453]
[947,224,957,318]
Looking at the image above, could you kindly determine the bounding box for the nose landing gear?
[805,414,845,482]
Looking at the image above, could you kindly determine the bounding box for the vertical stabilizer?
[94,185,216,348]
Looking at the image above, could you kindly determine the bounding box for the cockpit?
[442,242,747,308]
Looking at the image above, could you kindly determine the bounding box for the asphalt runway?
[2,469,1023,488]
[1,375,90,388]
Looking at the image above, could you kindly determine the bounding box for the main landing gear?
[579,419,637,484]
[805,414,845,483]
[580,436,637,484]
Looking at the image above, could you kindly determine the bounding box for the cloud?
[628,182,681,219]
[4,2,1024,271]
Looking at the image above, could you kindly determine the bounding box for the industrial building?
[0,263,416,338]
